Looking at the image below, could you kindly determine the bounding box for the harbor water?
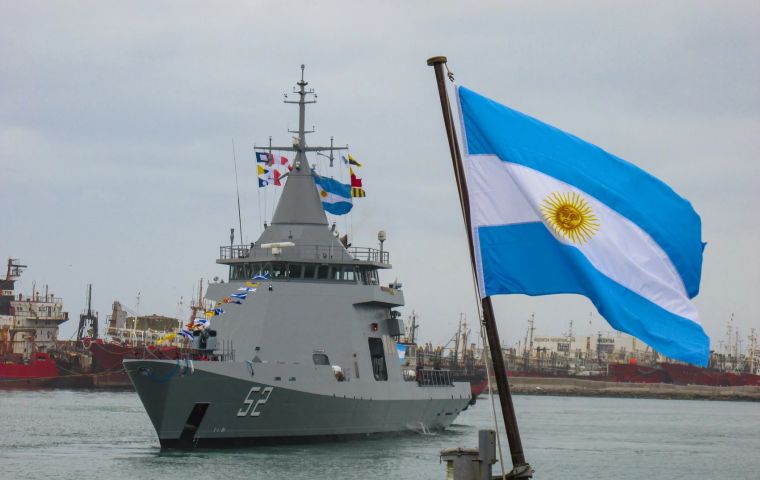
[1,390,758,480]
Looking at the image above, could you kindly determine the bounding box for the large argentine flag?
[313,174,353,216]
[457,86,709,366]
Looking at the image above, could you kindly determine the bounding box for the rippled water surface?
[1,390,758,479]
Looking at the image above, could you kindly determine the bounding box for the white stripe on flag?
[466,154,698,323]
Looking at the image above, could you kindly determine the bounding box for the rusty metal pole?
[426,56,532,478]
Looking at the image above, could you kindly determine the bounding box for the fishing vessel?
[124,67,472,448]
[0,258,185,388]
[0,260,128,388]
[84,300,183,388]
[408,316,489,404]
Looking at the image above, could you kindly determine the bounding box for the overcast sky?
[2,1,758,353]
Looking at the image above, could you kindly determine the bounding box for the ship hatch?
[178,403,210,447]
[368,338,388,381]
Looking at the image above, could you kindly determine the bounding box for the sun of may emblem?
[540,191,600,244]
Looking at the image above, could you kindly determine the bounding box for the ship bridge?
[218,242,389,284]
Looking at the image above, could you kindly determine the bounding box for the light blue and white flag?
[230,292,247,300]
[237,286,256,292]
[180,328,194,340]
[396,344,407,363]
[457,86,708,366]
[313,174,353,216]
[252,274,269,281]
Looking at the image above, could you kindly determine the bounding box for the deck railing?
[417,368,454,387]
[219,244,389,264]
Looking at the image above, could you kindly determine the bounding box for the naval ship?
[124,68,472,448]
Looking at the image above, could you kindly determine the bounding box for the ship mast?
[453,314,462,366]
[254,65,348,227]
[408,310,419,344]
[5,258,27,281]
[255,65,347,178]
[748,329,758,374]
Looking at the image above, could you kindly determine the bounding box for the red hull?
[0,352,59,387]
[504,362,760,387]
[0,341,184,389]
[450,369,488,404]
[560,363,760,387]
[660,363,760,387]
[605,363,760,386]
[88,341,181,387]
[605,363,672,384]
[470,378,489,398]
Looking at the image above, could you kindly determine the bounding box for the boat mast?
[453,314,462,367]
[427,56,532,479]
[256,65,348,179]
[5,258,27,281]
[408,310,418,344]
[254,66,349,226]
[292,65,311,155]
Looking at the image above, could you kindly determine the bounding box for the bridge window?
[303,264,316,279]
[287,264,303,278]
[358,268,379,285]
[344,268,356,282]
[229,263,274,280]
[271,263,287,278]
[231,263,365,282]
[312,353,330,365]
[331,267,343,281]
[317,265,329,280]
[231,264,246,280]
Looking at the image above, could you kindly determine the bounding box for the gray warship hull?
[125,359,470,447]
[126,69,473,448]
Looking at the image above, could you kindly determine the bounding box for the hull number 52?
[237,386,274,417]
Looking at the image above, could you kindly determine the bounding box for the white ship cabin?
[0,289,68,356]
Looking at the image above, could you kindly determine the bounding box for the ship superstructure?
[0,259,68,356]
[124,68,471,447]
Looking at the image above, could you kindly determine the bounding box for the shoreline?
[494,376,760,402]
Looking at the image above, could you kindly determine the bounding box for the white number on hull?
[251,386,273,417]
[236,386,274,417]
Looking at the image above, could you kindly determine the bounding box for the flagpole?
[427,56,532,479]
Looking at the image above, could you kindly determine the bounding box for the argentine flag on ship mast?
[313,174,353,216]
[457,86,709,366]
